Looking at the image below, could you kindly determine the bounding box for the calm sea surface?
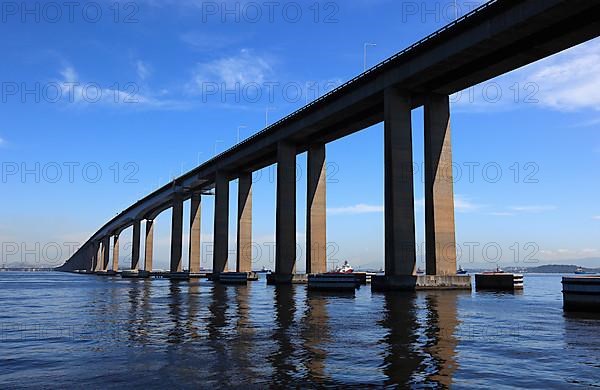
[0,272,599,389]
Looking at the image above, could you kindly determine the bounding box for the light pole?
[214,140,224,156]
[265,106,276,127]
[454,0,458,20]
[237,125,248,143]
[364,42,377,71]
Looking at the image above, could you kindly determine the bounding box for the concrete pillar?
[424,94,457,276]
[112,233,120,272]
[384,87,417,276]
[306,143,327,274]
[94,242,101,272]
[170,197,184,273]
[275,141,297,276]
[102,236,110,271]
[89,247,98,271]
[189,192,202,274]
[144,220,154,271]
[131,220,141,271]
[213,172,229,274]
[237,173,253,273]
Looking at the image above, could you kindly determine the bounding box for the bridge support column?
[213,172,229,275]
[372,88,418,291]
[384,88,417,277]
[144,220,154,271]
[94,242,101,272]
[170,197,184,273]
[102,236,110,271]
[425,94,456,276]
[189,192,202,274]
[131,220,141,271]
[306,143,327,274]
[112,234,120,272]
[237,173,252,273]
[268,141,297,285]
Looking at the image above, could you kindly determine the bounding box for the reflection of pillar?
[214,172,229,273]
[170,197,184,273]
[275,142,296,276]
[425,94,457,276]
[306,144,327,274]
[425,292,459,387]
[384,87,416,276]
[139,280,151,344]
[381,292,421,386]
[167,282,183,343]
[237,173,253,272]
[189,192,202,274]
[144,220,154,271]
[302,294,328,382]
[112,233,120,272]
[270,285,296,385]
[102,236,110,271]
[233,285,254,377]
[187,283,200,339]
[207,283,228,374]
[132,220,141,271]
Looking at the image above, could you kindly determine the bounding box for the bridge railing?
[202,0,500,169]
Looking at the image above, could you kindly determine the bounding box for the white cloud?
[180,32,242,51]
[454,195,483,212]
[524,40,600,111]
[188,49,273,91]
[329,195,481,216]
[328,204,383,216]
[593,216,600,220]
[489,212,515,217]
[452,39,600,112]
[509,205,557,213]
[0,137,4,145]
[136,60,151,80]
[60,66,78,83]
[54,65,190,110]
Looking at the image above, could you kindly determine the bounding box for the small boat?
[457,266,468,275]
[256,266,272,274]
[483,266,504,274]
[333,261,354,274]
[416,268,425,275]
[575,267,592,275]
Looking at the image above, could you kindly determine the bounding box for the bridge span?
[59,0,600,288]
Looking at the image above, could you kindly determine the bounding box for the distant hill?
[515,264,600,274]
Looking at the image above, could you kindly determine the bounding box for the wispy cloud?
[452,40,600,112]
[54,65,190,110]
[488,211,515,217]
[454,195,484,213]
[136,60,152,80]
[180,31,244,51]
[328,204,383,216]
[329,195,482,216]
[593,216,600,220]
[0,137,4,145]
[188,49,273,91]
[525,40,600,111]
[508,205,557,213]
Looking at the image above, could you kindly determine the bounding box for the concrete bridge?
[58,0,600,288]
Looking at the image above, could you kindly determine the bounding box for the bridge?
[58,0,600,289]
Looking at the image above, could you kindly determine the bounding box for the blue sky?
[1,0,599,270]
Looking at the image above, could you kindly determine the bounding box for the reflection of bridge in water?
[60,0,600,290]
[87,280,465,387]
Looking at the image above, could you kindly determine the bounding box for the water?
[0,273,598,388]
